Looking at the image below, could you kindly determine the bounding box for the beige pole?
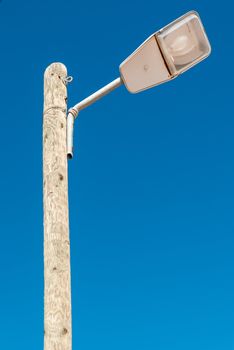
[43,62,72,350]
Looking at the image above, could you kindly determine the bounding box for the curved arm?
[67,77,123,159]
[70,77,122,117]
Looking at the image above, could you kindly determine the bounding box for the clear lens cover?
[157,11,211,76]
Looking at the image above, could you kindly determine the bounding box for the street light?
[67,10,211,158]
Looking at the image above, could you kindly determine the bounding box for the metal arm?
[67,77,123,159]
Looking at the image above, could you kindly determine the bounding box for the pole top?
[44,62,67,79]
[43,62,68,114]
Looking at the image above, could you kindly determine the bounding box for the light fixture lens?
[157,11,211,75]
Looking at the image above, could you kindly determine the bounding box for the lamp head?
[119,11,211,93]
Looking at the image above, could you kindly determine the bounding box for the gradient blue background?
[0,0,233,349]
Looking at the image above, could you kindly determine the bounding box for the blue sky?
[0,0,233,349]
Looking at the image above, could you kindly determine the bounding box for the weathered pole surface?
[43,62,72,350]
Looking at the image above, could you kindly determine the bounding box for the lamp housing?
[119,11,211,93]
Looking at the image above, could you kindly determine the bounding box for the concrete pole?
[43,63,72,350]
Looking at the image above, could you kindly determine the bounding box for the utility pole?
[43,62,72,350]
